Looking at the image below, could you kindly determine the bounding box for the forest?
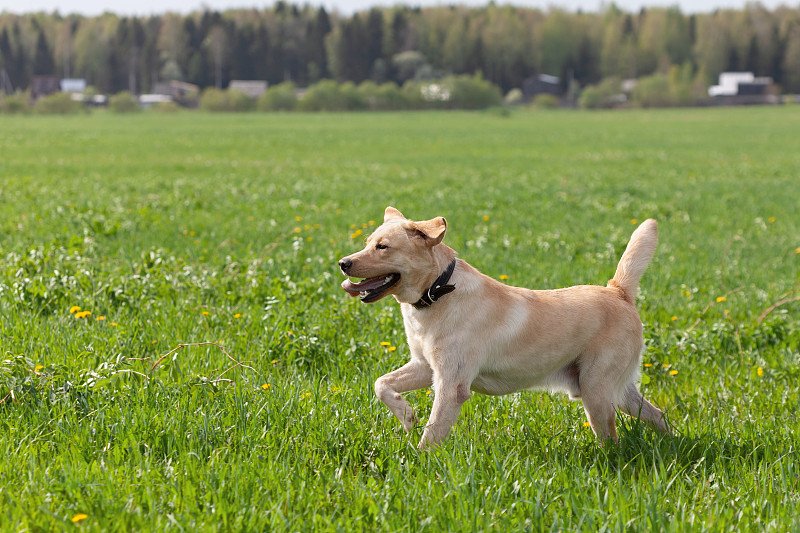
[2,2,800,98]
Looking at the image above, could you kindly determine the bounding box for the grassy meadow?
[1,107,799,531]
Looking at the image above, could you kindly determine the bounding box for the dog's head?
[338,206,451,304]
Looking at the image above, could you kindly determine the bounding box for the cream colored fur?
[339,207,670,449]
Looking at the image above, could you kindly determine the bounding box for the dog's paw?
[417,435,442,451]
[402,412,418,433]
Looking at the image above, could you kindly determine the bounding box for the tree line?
[2,2,800,97]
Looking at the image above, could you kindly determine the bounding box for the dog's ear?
[384,206,405,222]
[413,217,447,246]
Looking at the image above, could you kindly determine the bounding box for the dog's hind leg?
[375,359,433,432]
[576,355,621,442]
[619,382,671,434]
[581,393,619,443]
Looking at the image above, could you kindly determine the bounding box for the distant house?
[139,94,173,108]
[61,78,86,93]
[153,80,199,97]
[708,72,773,98]
[32,76,60,99]
[229,80,268,99]
[152,80,200,107]
[522,74,561,101]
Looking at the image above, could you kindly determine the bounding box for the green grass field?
[1,107,799,531]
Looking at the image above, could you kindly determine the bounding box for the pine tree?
[250,23,271,83]
[33,30,55,76]
[307,7,331,81]
[0,27,14,92]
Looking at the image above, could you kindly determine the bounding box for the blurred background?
[1,0,798,111]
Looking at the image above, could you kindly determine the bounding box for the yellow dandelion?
[96,316,106,321]
[202,311,209,316]
[380,341,391,346]
[768,217,775,223]
[644,363,652,368]
[482,215,490,221]
[151,340,157,344]
[663,363,671,368]
[349,224,356,230]
[110,322,118,327]
[271,359,278,364]
[361,223,368,229]
[757,366,764,377]
[302,392,311,399]
[287,330,293,336]
[671,316,678,321]
[684,291,692,297]
[233,313,242,318]
[426,390,432,395]
[35,365,44,371]
[261,383,271,390]
[306,237,312,242]
[630,218,638,225]
[583,421,591,428]
[75,311,91,319]
[71,513,88,523]
[295,216,303,222]
[294,227,301,233]
[795,247,800,254]
[331,386,340,392]
[387,346,397,352]
[189,230,196,237]
[499,275,509,280]
[368,220,375,226]
[303,224,311,230]
[69,306,81,314]
[669,370,678,376]
[716,296,727,303]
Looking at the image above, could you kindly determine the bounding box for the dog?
[339,207,670,449]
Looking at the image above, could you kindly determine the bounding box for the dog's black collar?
[412,259,457,310]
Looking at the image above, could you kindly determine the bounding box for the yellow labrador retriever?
[339,207,670,449]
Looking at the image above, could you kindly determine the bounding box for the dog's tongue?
[341,276,387,297]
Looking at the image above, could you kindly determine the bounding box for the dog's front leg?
[419,382,471,449]
[375,359,433,432]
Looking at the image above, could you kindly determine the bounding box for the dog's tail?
[608,219,657,305]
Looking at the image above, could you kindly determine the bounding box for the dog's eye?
[375,243,388,250]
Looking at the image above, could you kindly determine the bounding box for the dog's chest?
[400,307,432,340]
[400,305,449,349]
[399,304,466,363]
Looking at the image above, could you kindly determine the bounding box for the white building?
[708,72,754,97]
[60,78,87,93]
[229,80,268,99]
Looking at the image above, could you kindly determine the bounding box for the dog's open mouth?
[341,273,400,303]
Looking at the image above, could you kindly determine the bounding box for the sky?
[0,0,795,16]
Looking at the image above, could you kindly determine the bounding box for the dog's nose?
[339,258,353,273]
